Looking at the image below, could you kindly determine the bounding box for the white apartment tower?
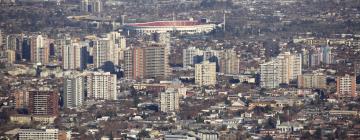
[63,42,86,70]
[160,88,179,113]
[93,38,110,68]
[260,52,302,88]
[93,33,125,68]
[195,60,217,86]
[86,71,117,100]
[64,74,85,108]
[183,47,203,68]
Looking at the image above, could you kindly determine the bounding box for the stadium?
[122,20,217,35]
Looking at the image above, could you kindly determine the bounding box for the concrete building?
[123,20,216,35]
[198,131,219,140]
[81,0,102,14]
[30,35,50,65]
[336,74,357,97]
[298,73,327,89]
[62,42,86,70]
[28,91,59,116]
[93,38,111,68]
[160,88,179,113]
[18,129,59,140]
[182,47,203,68]
[13,91,29,109]
[260,52,302,88]
[64,73,85,108]
[219,49,240,75]
[5,34,25,60]
[124,44,170,80]
[124,47,144,80]
[6,49,16,63]
[195,61,216,86]
[86,71,117,100]
[93,33,123,68]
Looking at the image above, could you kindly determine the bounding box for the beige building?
[298,73,327,89]
[6,49,16,63]
[219,49,240,75]
[10,115,31,124]
[195,60,216,86]
[336,74,357,97]
[160,88,179,113]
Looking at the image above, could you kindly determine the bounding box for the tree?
[138,130,150,139]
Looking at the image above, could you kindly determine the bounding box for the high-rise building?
[81,0,102,14]
[5,34,25,60]
[260,60,280,88]
[143,44,170,79]
[336,74,357,97]
[6,49,16,64]
[298,73,327,89]
[195,60,216,86]
[219,49,240,75]
[260,52,302,88]
[124,47,144,80]
[301,48,310,67]
[64,74,85,108]
[28,91,59,116]
[106,31,125,65]
[93,33,123,68]
[182,47,203,68]
[93,38,110,68]
[321,46,334,65]
[30,35,50,65]
[18,129,59,140]
[124,44,170,79]
[13,91,29,109]
[63,42,86,70]
[86,71,117,100]
[54,34,72,62]
[160,88,179,113]
[21,37,31,61]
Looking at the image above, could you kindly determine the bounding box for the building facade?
[182,47,203,68]
[260,52,302,88]
[86,71,117,100]
[14,91,29,109]
[124,44,170,80]
[336,74,357,97]
[195,61,216,86]
[30,35,50,65]
[160,88,179,113]
[28,91,59,116]
[298,73,327,89]
[81,0,102,14]
[219,49,240,75]
[64,74,85,108]
[18,129,59,140]
[62,42,86,70]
